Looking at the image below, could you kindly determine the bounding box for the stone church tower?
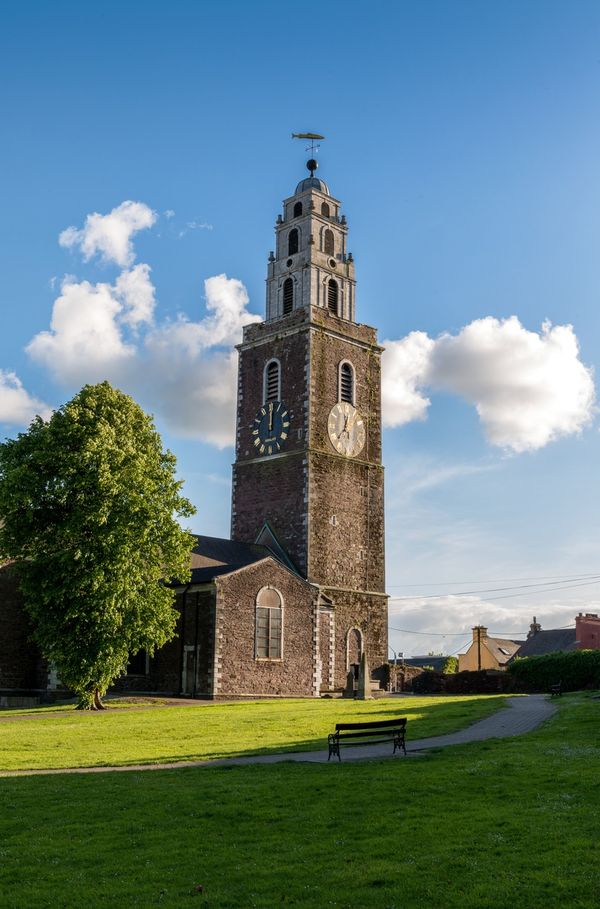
[231,161,388,689]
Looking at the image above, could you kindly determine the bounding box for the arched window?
[293,201,302,218]
[282,277,294,314]
[288,228,299,256]
[327,278,339,315]
[264,359,280,403]
[321,202,330,217]
[256,587,283,659]
[324,228,334,255]
[339,361,354,404]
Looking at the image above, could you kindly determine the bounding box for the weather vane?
[292,132,325,175]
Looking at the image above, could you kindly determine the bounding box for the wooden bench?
[328,717,407,762]
[550,682,562,698]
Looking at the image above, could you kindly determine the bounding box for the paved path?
[0,695,556,777]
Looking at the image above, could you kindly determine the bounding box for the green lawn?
[0,693,598,908]
[0,694,508,771]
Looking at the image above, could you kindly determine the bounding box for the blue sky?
[2,0,600,657]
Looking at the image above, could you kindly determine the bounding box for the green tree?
[0,382,195,709]
[442,656,459,674]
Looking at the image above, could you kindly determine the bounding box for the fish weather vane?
[292,132,325,175]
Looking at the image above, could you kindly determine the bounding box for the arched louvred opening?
[288,228,299,256]
[293,201,302,218]
[265,360,280,403]
[340,362,354,404]
[321,202,330,217]
[282,277,293,314]
[324,228,334,255]
[327,278,339,315]
[256,587,283,659]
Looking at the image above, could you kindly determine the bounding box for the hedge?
[507,649,600,692]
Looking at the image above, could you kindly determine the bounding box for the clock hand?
[269,403,273,431]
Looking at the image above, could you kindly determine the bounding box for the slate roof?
[511,628,577,659]
[484,638,524,665]
[188,535,273,584]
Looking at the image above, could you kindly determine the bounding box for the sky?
[2,0,600,658]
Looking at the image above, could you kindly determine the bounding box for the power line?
[387,571,600,588]
[390,575,600,602]
[389,573,600,601]
[389,626,529,637]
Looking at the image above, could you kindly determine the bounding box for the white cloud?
[178,219,213,238]
[59,201,156,267]
[115,264,156,327]
[383,316,595,452]
[388,595,580,658]
[0,371,51,426]
[164,210,175,219]
[27,266,259,448]
[381,332,434,426]
[27,278,135,384]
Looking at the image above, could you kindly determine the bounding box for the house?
[508,613,600,661]
[511,616,577,659]
[458,626,524,672]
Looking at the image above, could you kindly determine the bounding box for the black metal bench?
[550,682,562,698]
[328,717,407,762]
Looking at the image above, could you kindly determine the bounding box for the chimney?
[528,616,542,638]
[472,625,487,642]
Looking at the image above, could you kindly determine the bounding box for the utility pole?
[477,625,481,671]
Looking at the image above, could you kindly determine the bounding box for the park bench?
[328,717,407,762]
[550,682,562,698]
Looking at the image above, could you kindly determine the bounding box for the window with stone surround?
[282,277,293,314]
[264,359,281,403]
[293,201,302,218]
[321,201,330,217]
[255,587,283,659]
[339,360,355,404]
[288,228,299,256]
[324,228,334,255]
[327,278,339,315]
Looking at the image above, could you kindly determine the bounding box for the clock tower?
[231,160,388,689]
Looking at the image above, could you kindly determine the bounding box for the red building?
[576,613,600,649]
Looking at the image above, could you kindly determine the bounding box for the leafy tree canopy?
[0,382,195,708]
[442,656,459,674]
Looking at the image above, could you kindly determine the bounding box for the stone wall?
[214,559,316,698]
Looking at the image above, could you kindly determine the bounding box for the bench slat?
[335,718,407,732]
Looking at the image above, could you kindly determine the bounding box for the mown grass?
[0,695,508,771]
[0,693,597,908]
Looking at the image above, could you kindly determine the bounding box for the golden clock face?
[328,402,365,457]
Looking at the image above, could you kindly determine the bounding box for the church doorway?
[182,645,200,696]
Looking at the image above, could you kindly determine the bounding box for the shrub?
[507,650,600,692]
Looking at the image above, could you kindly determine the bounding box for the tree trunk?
[93,688,107,710]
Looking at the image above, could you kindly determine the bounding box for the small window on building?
[321,202,330,217]
[283,277,294,314]
[293,201,302,218]
[324,228,334,255]
[288,228,299,256]
[339,361,354,403]
[327,278,339,315]
[256,587,283,659]
[264,359,280,403]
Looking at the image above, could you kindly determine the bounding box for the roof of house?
[484,637,524,665]
[188,535,273,585]
[511,628,577,659]
[185,524,301,586]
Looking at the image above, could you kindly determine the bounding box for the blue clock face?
[252,401,290,456]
